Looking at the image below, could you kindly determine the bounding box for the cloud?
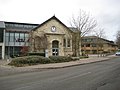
[91,0,120,40]
[0,0,120,40]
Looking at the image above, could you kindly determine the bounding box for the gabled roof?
[32,15,72,32]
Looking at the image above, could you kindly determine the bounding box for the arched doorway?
[52,40,59,56]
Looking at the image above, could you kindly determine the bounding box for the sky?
[0,0,120,41]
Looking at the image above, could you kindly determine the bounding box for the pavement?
[0,54,117,69]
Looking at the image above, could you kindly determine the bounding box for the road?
[0,57,120,90]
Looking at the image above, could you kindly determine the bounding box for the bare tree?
[94,28,106,57]
[116,30,120,49]
[29,31,48,53]
[34,35,47,51]
[70,9,97,57]
[94,28,106,39]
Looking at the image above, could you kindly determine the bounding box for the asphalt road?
[0,57,120,90]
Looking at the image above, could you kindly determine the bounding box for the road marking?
[69,72,91,79]
[60,72,91,82]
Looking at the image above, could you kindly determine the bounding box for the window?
[5,32,9,45]
[25,33,29,42]
[86,44,90,47]
[84,38,93,42]
[92,44,96,47]
[20,33,25,42]
[67,39,70,47]
[6,32,9,36]
[15,33,26,42]
[10,32,14,42]
[63,39,66,47]
[15,33,19,42]
[5,37,9,43]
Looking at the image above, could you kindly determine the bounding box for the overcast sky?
[0,0,120,41]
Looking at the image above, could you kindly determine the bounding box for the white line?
[69,72,91,79]
[61,72,91,81]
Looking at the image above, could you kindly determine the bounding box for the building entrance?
[52,40,59,56]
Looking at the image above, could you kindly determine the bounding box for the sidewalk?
[0,54,116,69]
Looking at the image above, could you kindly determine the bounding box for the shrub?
[49,56,73,63]
[8,56,51,67]
[9,56,81,67]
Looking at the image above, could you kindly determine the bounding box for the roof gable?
[32,16,72,32]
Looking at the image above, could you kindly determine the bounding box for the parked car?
[115,52,120,56]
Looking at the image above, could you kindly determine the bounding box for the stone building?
[30,16,73,57]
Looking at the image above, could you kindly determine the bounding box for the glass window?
[25,33,29,42]
[6,32,9,36]
[86,44,90,47]
[5,36,9,43]
[92,44,96,47]
[5,32,9,43]
[83,39,87,42]
[10,32,14,42]
[20,33,25,42]
[86,38,93,42]
[23,25,27,29]
[52,41,59,48]
[14,24,19,27]
[67,39,70,47]
[15,33,19,42]
[10,32,14,36]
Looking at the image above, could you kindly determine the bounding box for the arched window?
[67,39,70,47]
[63,38,66,47]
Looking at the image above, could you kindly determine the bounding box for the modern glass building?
[0,21,38,59]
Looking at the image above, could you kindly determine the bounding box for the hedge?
[49,56,73,63]
[8,56,79,67]
[8,56,51,67]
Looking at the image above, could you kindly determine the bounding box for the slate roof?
[82,36,117,46]
[4,22,39,32]
[69,27,78,32]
